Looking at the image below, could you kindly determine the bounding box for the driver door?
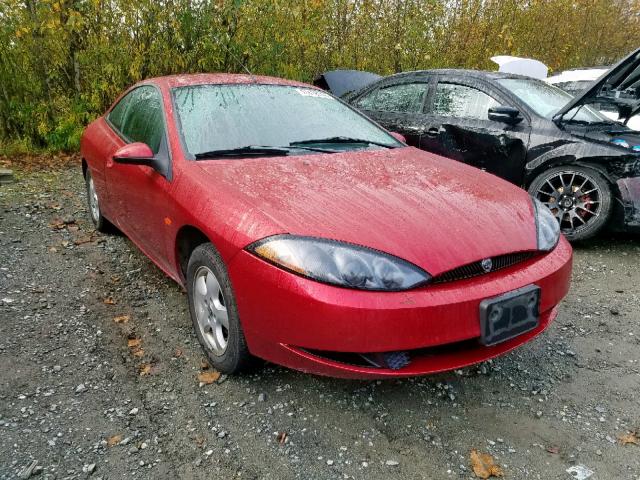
[104,86,175,272]
[421,79,531,185]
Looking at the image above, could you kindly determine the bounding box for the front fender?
[525,141,640,185]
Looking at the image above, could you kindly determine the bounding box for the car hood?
[313,70,382,98]
[195,148,538,275]
[556,47,640,123]
[491,55,548,79]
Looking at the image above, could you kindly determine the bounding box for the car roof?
[141,73,315,90]
[385,68,535,82]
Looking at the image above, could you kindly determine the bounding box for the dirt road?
[1,166,639,479]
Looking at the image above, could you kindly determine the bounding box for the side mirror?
[113,142,156,167]
[488,106,523,125]
[389,131,407,143]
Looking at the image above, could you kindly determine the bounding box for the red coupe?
[80,74,572,379]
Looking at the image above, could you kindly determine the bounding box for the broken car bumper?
[617,176,640,229]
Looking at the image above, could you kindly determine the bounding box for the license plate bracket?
[480,285,540,346]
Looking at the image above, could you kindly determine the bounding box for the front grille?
[432,251,539,284]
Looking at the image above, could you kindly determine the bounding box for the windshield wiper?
[563,119,616,126]
[194,144,338,159]
[194,145,291,159]
[290,136,398,149]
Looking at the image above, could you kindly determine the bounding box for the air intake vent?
[432,251,539,284]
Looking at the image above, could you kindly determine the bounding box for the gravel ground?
[1,166,639,480]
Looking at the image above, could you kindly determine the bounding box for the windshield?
[497,78,609,123]
[172,84,401,157]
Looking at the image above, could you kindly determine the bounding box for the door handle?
[425,127,441,137]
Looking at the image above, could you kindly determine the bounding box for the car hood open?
[195,147,538,275]
[313,70,381,98]
[556,47,640,124]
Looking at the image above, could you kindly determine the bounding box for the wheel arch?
[175,225,212,283]
[525,155,617,189]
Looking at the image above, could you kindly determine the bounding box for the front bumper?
[227,237,572,379]
[617,176,640,229]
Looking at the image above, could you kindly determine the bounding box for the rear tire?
[84,169,110,232]
[186,243,253,374]
[528,165,612,241]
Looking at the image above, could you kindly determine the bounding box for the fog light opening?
[360,351,411,370]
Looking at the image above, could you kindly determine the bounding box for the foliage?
[1,0,639,153]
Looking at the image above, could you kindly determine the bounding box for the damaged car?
[322,47,640,241]
[80,74,572,379]
[546,67,640,131]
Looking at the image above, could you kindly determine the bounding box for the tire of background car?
[528,165,612,242]
[186,243,253,374]
[84,169,110,232]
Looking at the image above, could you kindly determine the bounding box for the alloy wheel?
[533,170,602,235]
[193,266,229,356]
[88,176,100,223]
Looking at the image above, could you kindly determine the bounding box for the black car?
[317,49,640,241]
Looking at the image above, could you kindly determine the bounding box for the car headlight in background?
[533,197,561,251]
[248,235,431,291]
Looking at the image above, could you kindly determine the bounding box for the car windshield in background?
[497,78,609,123]
[553,80,593,97]
[172,84,401,158]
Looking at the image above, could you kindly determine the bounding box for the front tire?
[186,243,252,374]
[528,165,612,241]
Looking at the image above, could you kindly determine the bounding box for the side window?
[119,87,165,154]
[107,93,132,131]
[353,89,380,110]
[354,82,427,113]
[432,83,499,120]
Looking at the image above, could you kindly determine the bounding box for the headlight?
[533,197,560,251]
[248,235,431,291]
[611,138,630,149]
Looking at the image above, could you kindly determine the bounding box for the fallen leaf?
[49,218,65,230]
[113,315,130,324]
[103,297,116,305]
[127,338,142,348]
[194,434,206,447]
[107,434,122,447]
[132,348,144,358]
[277,431,288,445]
[200,359,211,370]
[139,364,152,376]
[110,275,121,284]
[546,446,560,454]
[470,449,504,479]
[618,431,639,445]
[174,348,183,358]
[73,234,95,245]
[198,370,221,384]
